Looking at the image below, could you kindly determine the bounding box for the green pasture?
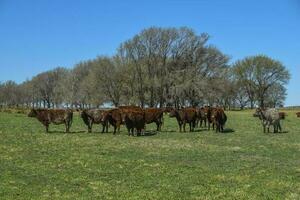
[0,109,299,199]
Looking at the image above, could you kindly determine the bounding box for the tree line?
[0,27,290,109]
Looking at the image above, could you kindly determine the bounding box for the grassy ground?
[0,109,299,200]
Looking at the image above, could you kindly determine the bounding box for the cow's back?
[144,108,163,123]
[265,109,280,123]
[181,108,197,122]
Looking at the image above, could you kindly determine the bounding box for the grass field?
[0,109,299,199]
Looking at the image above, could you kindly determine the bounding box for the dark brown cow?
[143,108,164,131]
[169,107,197,132]
[212,108,227,133]
[203,106,217,130]
[80,109,108,133]
[196,107,207,128]
[278,112,286,120]
[296,112,300,118]
[102,109,122,134]
[28,108,73,133]
[121,110,145,136]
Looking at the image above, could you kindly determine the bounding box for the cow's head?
[28,109,37,117]
[120,111,128,123]
[254,108,265,120]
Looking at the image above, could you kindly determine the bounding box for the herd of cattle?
[27,106,300,135]
[27,106,227,135]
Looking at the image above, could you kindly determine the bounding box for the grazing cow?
[212,108,227,133]
[121,110,145,136]
[143,108,164,131]
[196,107,207,128]
[296,112,300,118]
[169,107,197,132]
[255,108,282,133]
[102,109,123,134]
[28,108,73,133]
[80,109,108,133]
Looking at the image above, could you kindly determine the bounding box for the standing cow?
[121,110,145,136]
[212,108,227,133]
[204,106,216,131]
[196,107,207,128]
[143,108,164,131]
[80,109,108,133]
[28,108,73,133]
[255,108,282,133]
[102,109,122,134]
[169,108,197,132]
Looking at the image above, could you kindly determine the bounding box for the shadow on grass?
[47,130,86,134]
[265,131,289,135]
[221,128,235,133]
[161,130,177,133]
[142,131,158,137]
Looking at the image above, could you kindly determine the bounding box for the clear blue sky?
[0,0,299,106]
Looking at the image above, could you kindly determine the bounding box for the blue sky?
[0,0,299,105]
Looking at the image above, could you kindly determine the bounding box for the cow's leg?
[137,128,141,136]
[90,122,94,133]
[156,121,160,131]
[105,121,109,133]
[65,122,69,133]
[183,121,186,132]
[116,122,121,134]
[101,123,105,133]
[204,119,207,128]
[127,126,131,136]
[159,121,162,131]
[45,124,49,133]
[179,122,182,132]
[278,122,282,132]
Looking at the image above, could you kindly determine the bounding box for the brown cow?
[143,108,164,131]
[121,110,145,136]
[296,112,300,118]
[169,107,197,132]
[196,107,207,128]
[278,112,286,120]
[212,108,227,133]
[203,106,217,131]
[80,109,108,133]
[102,108,122,134]
[28,108,73,133]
